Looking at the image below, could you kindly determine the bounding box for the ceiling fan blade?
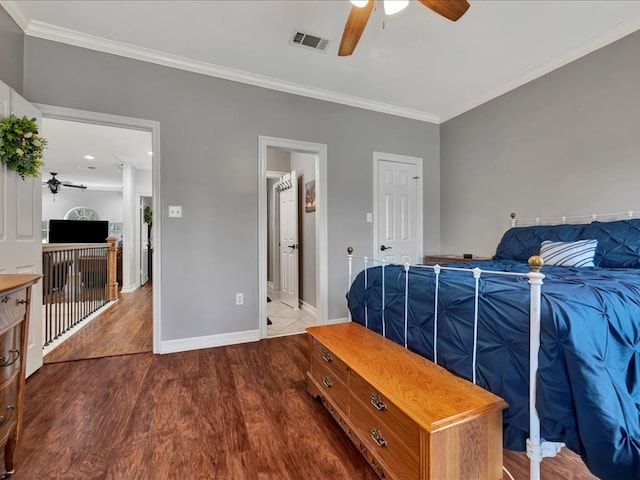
[338,1,375,57]
[418,0,470,22]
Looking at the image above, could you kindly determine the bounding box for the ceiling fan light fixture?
[350,0,370,7]
[383,0,409,15]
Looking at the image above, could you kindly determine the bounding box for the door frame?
[36,104,162,353]
[258,136,328,339]
[372,151,424,262]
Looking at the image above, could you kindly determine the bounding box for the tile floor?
[267,288,318,337]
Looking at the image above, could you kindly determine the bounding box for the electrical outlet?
[168,205,182,218]
[235,293,243,305]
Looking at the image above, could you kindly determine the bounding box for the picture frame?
[305,179,316,213]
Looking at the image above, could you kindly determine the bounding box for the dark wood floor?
[19,333,598,479]
[44,282,152,363]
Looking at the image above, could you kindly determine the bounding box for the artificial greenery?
[0,114,47,179]
[144,206,153,225]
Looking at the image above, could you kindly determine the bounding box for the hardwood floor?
[19,333,598,479]
[44,282,152,363]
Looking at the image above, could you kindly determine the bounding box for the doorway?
[36,104,161,357]
[258,136,328,339]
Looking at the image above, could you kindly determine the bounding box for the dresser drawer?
[0,377,18,445]
[0,291,27,334]
[350,393,419,480]
[310,356,349,414]
[312,339,349,384]
[0,325,23,385]
[351,371,420,452]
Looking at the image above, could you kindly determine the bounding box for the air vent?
[289,31,330,53]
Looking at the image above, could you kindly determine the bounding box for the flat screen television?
[48,220,109,244]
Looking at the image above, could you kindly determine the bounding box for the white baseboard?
[300,300,317,317]
[328,317,350,325]
[159,329,260,354]
[120,282,139,294]
[267,281,274,290]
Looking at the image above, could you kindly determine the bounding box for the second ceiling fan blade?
[338,1,375,56]
[418,0,470,22]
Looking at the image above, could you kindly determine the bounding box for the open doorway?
[36,105,161,361]
[258,136,328,339]
[266,149,317,336]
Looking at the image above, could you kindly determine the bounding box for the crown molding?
[14,17,440,124]
[0,1,29,31]
[440,17,640,122]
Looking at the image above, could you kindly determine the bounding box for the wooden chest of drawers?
[306,322,507,480]
[0,274,41,477]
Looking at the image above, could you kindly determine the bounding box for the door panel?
[377,159,418,265]
[278,171,299,309]
[0,84,44,377]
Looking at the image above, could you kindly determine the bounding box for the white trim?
[372,152,424,263]
[159,329,260,354]
[300,300,317,317]
[6,2,640,124]
[267,170,288,179]
[267,281,274,290]
[258,136,328,340]
[11,18,438,124]
[120,283,139,294]
[35,103,162,354]
[328,317,350,325]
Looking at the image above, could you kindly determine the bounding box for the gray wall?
[20,37,440,340]
[441,30,640,257]
[0,8,23,94]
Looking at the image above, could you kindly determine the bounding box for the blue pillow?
[581,219,640,268]
[494,224,586,261]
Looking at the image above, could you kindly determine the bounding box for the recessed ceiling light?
[84,155,95,160]
[148,151,153,155]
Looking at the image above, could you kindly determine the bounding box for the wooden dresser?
[306,322,507,480]
[0,274,41,477]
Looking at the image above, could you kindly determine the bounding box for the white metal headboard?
[510,209,640,227]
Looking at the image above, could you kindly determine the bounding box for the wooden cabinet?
[306,322,507,480]
[0,274,41,477]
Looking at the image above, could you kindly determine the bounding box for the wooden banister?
[106,236,118,301]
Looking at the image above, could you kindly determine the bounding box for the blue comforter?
[347,260,640,480]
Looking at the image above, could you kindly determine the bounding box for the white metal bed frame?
[346,209,640,480]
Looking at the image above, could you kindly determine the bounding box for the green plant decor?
[144,206,153,225]
[0,114,47,179]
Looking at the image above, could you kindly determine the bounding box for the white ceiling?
[5,0,640,191]
[5,0,640,123]
[41,118,152,192]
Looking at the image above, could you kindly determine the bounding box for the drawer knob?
[0,350,20,368]
[0,405,14,428]
[17,299,27,305]
[370,394,387,411]
[322,351,332,363]
[1,297,8,304]
[370,428,387,448]
[321,375,333,388]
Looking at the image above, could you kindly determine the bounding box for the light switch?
[168,205,182,218]
[366,212,373,223]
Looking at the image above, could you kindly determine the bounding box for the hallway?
[44,283,152,363]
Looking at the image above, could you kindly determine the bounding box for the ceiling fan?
[44,172,87,195]
[338,0,470,56]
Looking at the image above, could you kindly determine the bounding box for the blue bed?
[346,218,640,480]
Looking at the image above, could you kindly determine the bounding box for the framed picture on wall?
[305,180,316,213]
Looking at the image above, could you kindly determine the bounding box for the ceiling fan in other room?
[43,172,87,195]
[338,0,470,56]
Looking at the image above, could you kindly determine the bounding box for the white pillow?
[540,239,597,267]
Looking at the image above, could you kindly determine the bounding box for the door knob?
[288,244,299,249]
[380,245,392,251]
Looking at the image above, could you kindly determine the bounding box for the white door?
[140,199,149,286]
[0,82,44,377]
[375,155,422,265]
[278,171,299,309]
